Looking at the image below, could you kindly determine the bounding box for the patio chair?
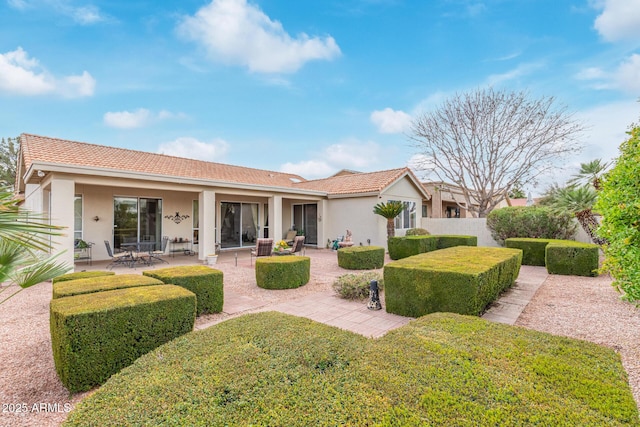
[290,235,305,255]
[250,238,273,265]
[149,236,169,264]
[284,230,297,246]
[104,240,133,269]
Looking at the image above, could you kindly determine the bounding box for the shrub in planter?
[435,235,477,249]
[255,256,310,289]
[487,206,577,245]
[53,274,163,299]
[545,241,600,277]
[337,246,385,270]
[143,266,224,315]
[384,246,522,317]
[387,235,437,260]
[50,284,196,393]
[332,272,384,300]
[53,270,115,284]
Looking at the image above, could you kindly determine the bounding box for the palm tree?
[373,201,405,240]
[0,191,70,305]
[567,159,610,190]
[547,186,606,245]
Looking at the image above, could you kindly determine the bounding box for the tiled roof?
[20,134,307,189]
[295,168,420,196]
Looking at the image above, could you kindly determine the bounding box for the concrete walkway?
[197,264,549,337]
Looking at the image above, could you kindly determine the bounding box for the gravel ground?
[1,252,638,426]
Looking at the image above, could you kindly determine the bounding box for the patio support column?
[317,199,327,249]
[199,190,216,261]
[49,178,75,271]
[270,195,283,243]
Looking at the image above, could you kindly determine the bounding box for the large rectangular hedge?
[52,274,163,299]
[50,284,196,393]
[143,265,223,315]
[388,236,437,260]
[545,241,600,277]
[384,246,522,317]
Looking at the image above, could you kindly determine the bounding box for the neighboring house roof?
[18,133,307,189]
[297,168,431,199]
[17,134,430,200]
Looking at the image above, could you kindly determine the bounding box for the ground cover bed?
[64,311,638,426]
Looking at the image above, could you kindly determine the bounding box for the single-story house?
[16,134,431,267]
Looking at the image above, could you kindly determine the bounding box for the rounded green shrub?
[332,272,384,300]
[486,206,577,245]
[337,246,385,270]
[405,228,430,236]
[255,256,310,289]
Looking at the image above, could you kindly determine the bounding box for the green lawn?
[65,312,639,426]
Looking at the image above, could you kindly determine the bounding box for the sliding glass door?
[113,197,162,250]
[293,203,317,245]
[220,202,259,249]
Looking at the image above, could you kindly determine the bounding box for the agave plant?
[373,201,405,239]
[0,191,70,305]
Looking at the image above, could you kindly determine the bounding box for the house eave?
[24,162,329,197]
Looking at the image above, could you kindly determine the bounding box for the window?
[74,195,82,240]
[391,200,417,230]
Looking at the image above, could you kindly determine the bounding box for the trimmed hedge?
[546,241,600,277]
[143,266,224,315]
[52,270,114,284]
[255,256,310,289]
[388,235,437,260]
[337,246,385,270]
[435,235,478,249]
[64,312,639,426]
[384,246,522,317]
[53,274,163,299]
[50,284,196,393]
[506,237,555,266]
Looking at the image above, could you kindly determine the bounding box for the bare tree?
[410,88,584,217]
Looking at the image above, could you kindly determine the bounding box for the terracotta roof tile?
[295,168,414,195]
[20,134,307,188]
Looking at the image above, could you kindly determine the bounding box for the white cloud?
[177,0,341,74]
[157,137,230,161]
[7,1,107,25]
[104,109,152,129]
[593,0,640,42]
[370,108,412,134]
[574,54,640,94]
[615,53,640,93]
[280,139,383,178]
[0,47,95,97]
[406,154,435,180]
[280,160,335,178]
[485,62,544,86]
[103,108,186,129]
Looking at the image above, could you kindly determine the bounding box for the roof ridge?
[21,133,307,181]
[300,167,408,184]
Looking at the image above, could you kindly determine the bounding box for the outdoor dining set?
[104,237,170,269]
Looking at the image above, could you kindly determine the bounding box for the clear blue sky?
[1,0,639,194]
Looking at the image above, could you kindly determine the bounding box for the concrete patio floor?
[74,248,547,338]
